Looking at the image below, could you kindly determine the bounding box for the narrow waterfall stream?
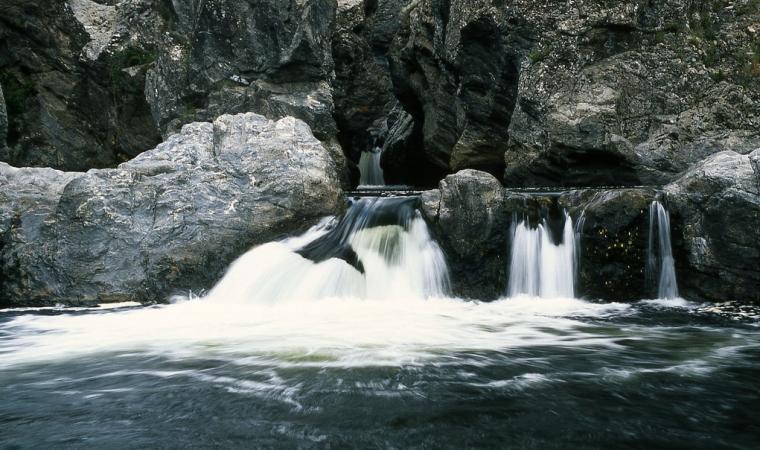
[508,212,578,298]
[358,147,385,186]
[647,200,679,299]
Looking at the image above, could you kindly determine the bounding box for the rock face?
[0,0,165,170]
[389,0,760,185]
[0,113,346,307]
[666,149,760,303]
[145,0,338,139]
[0,0,345,174]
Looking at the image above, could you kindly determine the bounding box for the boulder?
[421,169,508,299]
[665,149,760,303]
[0,113,346,307]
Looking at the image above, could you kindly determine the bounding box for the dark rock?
[0,0,165,170]
[332,0,422,186]
[560,189,658,301]
[0,113,346,307]
[421,168,659,301]
[0,82,6,149]
[145,0,338,140]
[665,149,760,303]
[421,169,508,299]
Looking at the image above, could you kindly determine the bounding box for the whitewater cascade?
[207,197,449,303]
[358,147,385,186]
[507,212,579,298]
[647,201,679,299]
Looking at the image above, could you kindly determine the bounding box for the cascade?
[507,212,578,298]
[207,197,449,303]
[358,147,385,186]
[647,201,679,299]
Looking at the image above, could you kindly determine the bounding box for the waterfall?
[207,197,449,303]
[358,147,385,186]
[508,212,577,298]
[647,201,679,299]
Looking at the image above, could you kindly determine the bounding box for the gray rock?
[387,0,760,186]
[665,149,760,303]
[0,113,346,307]
[421,169,508,299]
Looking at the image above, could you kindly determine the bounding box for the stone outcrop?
[665,149,760,303]
[0,113,346,307]
[388,0,760,185]
[421,170,509,299]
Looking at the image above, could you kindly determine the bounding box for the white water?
[647,201,679,299]
[209,199,449,303]
[0,297,632,368]
[508,213,577,298]
[358,147,385,186]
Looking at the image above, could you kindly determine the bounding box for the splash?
[208,197,449,303]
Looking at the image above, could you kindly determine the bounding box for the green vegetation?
[528,46,551,64]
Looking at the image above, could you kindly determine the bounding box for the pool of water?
[1,297,759,449]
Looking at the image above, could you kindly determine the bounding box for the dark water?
[1,299,759,449]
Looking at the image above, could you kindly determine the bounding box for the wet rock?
[665,149,760,303]
[500,187,657,301]
[332,0,419,185]
[560,189,658,301]
[421,169,508,299]
[0,113,346,307]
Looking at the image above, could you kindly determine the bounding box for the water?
[1,299,759,448]
[508,213,577,298]
[2,199,758,448]
[647,201,679,299]
[358,147,385,186]
[209,197,449,303]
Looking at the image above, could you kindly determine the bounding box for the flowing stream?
[1,197,758,448]
[358,147,385,186]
